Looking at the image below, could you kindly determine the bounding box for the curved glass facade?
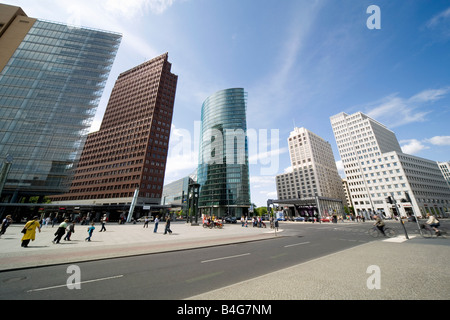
[0,19,121,200]
[197,88,251,217]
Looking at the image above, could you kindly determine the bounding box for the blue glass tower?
[197,88,251,218]
[0,5,121,202]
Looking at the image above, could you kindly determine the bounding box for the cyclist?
[373,214,386,236]
[425,213,441,235]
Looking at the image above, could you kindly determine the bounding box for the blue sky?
[6,0,450,207]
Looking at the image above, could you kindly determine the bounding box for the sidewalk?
[0,221,277,271]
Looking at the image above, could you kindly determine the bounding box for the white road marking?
[201,253,251,263]
[284,241,310,248]
[27,275,124,292]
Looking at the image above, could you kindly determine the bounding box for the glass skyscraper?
[197,88,251,218]
[0,4,121,202]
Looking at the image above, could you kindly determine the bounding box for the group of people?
[16,216,98,247]
[150,215,173,234]
[373,213,443,236]
[0,213,173,248]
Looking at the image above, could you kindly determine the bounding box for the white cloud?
[283,166,293,173]
[250,175,278,205]
[103,0,175,17]
[399,135,450,156]
[247,1,325,126]
[335,160,345,178]
[364,87,450,128]
[426,136,450,146]
[400,139,429,155]
[409,87,450,103]
[426,7,450,28]
[248,147,288,164]
[250,175,276,185]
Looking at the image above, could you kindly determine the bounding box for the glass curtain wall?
[197,88,251,218]
[0,20,121,201]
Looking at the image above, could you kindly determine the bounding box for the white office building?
[438,161,450,187]
[330,112,450,218]
[276,127,346,218]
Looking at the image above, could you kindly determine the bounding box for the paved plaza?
[1,220,449,300]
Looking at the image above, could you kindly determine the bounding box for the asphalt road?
[0,220,432,300]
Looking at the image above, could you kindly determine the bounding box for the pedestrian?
[21,216,41,248]
[99,214,107,232]
[154,215,159,233]
[143,216,149,228]
[85,222,95,241]
[164,216,172,235]
[64,221,75,241]
[0,215,12,237]
[53,219,69,244]
[45,216,50,227]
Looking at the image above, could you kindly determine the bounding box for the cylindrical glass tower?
[197,88,251,218]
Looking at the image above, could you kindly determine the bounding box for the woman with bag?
[21,216,41,248]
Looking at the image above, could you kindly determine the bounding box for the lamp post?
[386,195,409,239]
[187,182,200,226]
[0,155,13,199]
[405,191,423,237]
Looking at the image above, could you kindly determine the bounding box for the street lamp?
[187,182,200,226]
[386,195,409,239]
[0,154,13,198]
[405,191,423,236]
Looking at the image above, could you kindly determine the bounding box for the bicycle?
[368,226,396,238]
[202,221,213,229]
[420,224,448,238]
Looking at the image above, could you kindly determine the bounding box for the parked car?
[294,216,305,222]
[320,217,331,222]
[224,216,237,224]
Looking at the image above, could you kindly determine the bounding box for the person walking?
[99,214,107,232]
[154,215,159,233]
[53,219,69,244]
[64,221,75,241]
[21,216,41,248]
[143,216,150,228]
[1,215,12,237]
[85,223,95,241]
[164,216,172,235]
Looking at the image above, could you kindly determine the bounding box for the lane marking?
[201,253,251,264]
[270,253,288,259]
[27,275,124,293]
[186,271,224,284]
[284,241,310,248]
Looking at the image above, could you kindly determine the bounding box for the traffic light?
[385,196,393,204]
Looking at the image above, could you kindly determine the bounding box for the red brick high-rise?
[52,53,177,209]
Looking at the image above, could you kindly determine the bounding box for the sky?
[5,0,450,207]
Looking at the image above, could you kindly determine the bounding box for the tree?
[254,207,267,217]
